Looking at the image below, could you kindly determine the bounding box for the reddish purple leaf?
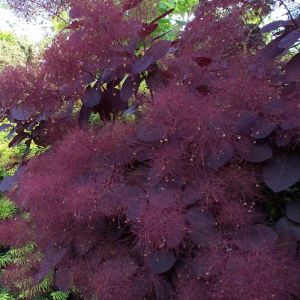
[34,247,67,285]
[9,132,29,148]
[55,264,72,292]
[263,100,286,115]
[69,6,84,19]
[0,166,26,192]
[123,0,142,11]
[196,84,210,96]
[120,75,141,103]
[284,52,300,82]
[276,133,292,147]
[81,87,101,108]
[136,123,167,142]
[101,69,115,82]
[0,176,17,192]
[140,23,158,37]
[186,210,215,227]
[147,250,176,274]
[132,55,154,74]
[10,107,32,121]
[78,105,92,128]
[126,199,147,220]
[193,57,213,67]
[276,217,300,241]
[251,119,275,139]
[146,69,171,91]
[263,154,300,192]
[244,143,272,163]
[234,224,278,251]
[148,40,172,61]
[0,124,12,132]
[207,144,234,170]
[187,210,219,247]
[286,201,300,224]
[261,35,286,61]
[278,30,300,49]
[152,276,173,300]
[260,20,291,33]
[236,111,257,134]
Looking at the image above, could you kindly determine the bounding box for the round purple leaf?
[132,55,154,74]
[286,201,300,224]
[263,154,300,192]
[147,250,176,274]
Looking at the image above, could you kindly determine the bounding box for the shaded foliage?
[0,0,300,299]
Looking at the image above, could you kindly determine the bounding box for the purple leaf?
[187,210,219,247]
[123,0,142,11]
[69,5,84,19]
[261,35,286,61]
[275,217,300,241]
[276,134,291,147]
[34,247,67,285]
[0,176,17,192]
[236,111,257,134]
[10,107,32,121]
[148,40,172,61]
[22,139,32,160]
[193,57,213,67]
[55,264,72,292]
[136,123,167,142]
[286,201,300,224]
[146,69,171,91]
[139,23,158,37]
[132,55,154,74]
[244,143,272,163]
[0,166,25,192]
[186,210,215,227]
[96,89,128,120]
[0,124,12,132]
[7,127,17,140]
[263,100,286,115]
[73,232,98,256]
[284,52,300,82]
[8,132,29,148]
[234,224,278,251]
[126,199,147,220]
[260,20,291,33]
[120,75,141,103]
[147,250,176,274]
[207,144,234,170]
[81,88,101,108]
[251,119,275,139]
[278,30,300,49]
[78,105,92,128]
[101,69,115,82]
[152,276,173,300]
[263,154,300,192]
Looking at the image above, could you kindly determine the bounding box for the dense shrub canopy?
[0,0,300,299]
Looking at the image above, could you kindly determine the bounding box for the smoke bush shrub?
[0,0,300,299]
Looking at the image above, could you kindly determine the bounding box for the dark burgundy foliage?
[278,30,300,49]
[263,154,300,192]
[260,20,291,33]
[0,0,300,299]
[286,201,300,224]
[147,250,176,274]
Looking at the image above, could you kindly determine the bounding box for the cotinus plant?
[0,0,300,299]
